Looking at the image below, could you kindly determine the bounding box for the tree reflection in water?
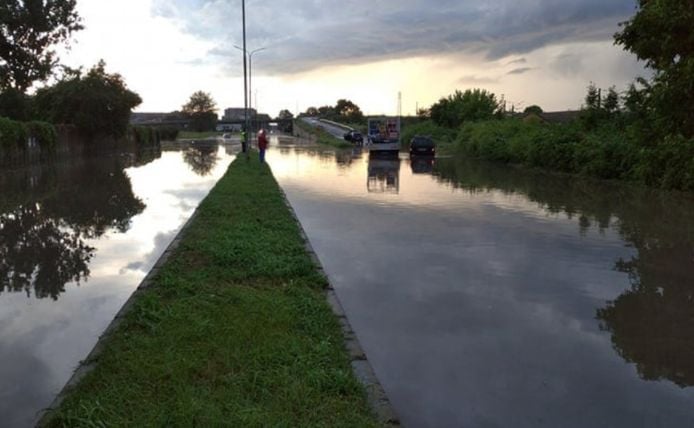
[183,143,219,176]
[0,153,152,300]
[0,205,94,300]
[433,156,694,387]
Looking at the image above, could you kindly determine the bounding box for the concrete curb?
[276,183,400,426]
[35,208,202,427]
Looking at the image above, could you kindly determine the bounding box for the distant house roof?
[130,112,170,124]
[223,107,257,121]
[537,111,581,124]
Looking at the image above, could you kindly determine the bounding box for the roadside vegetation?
[294,118,352,149]
[402,1,693,191]
[42,154,378,427]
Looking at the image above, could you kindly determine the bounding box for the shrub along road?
[42,153,378,427]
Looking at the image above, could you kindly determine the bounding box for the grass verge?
[294,120,352,149]
[42,153,378,427]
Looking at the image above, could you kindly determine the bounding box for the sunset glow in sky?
[61,0,645,117]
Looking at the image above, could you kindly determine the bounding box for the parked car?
[410,135,435,155]
[343,130,364,144]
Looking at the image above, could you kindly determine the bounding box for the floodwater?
[0,142,236,427]
[269,136,694,428]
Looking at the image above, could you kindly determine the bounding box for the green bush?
[25,121,57,152]
[33,61,142,139]
[156,126,179,141]
[633,135,694,191]
[0,116,27,154]
[454,118,694,191]
[131,126,160,146]
[0,89,32,121]
[401,120,458,149]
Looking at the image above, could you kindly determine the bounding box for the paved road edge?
[276,183,401,426]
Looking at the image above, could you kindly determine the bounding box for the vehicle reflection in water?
[409,154,435,174]
[367,153,401,194]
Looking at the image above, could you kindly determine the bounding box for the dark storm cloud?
[153,0,636,75]
[507,67,534,75]
[507,58,527,65]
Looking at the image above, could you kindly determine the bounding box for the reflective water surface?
[0,142,235,427]
[270,137,694,427]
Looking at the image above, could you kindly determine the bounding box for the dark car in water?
[343,130,364,144]
[410,135,435,155]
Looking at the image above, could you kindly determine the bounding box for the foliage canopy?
[0,0,83,91]
[182,91,217,132]
[33,60,142,138]
[430,89,499,128]
[615,0,694,137]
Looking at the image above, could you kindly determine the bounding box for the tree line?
[405,0,693,191]
[300,99,364,124]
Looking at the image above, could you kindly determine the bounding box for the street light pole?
[234,46,266,141]
[241,0,248,153]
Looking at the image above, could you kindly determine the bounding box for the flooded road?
[269,137,694,427]
[0,142,236,427]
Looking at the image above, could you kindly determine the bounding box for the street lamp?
[241,0,248,153]
[234,45,266,138]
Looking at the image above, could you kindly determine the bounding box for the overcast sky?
[61,0,645,116]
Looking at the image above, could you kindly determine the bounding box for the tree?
[303,106,319,117]
[584,82,601,110]
[0,88,32,120]
[429,89,499,128]
[277,109,294,120]
[0,0,83,91]
[581,83,607,130]
[33,60,142,137]
[334,99,364,122]
[182,91,217,132]
[523,105,543,115]
[615,0,694,137]
[603,86,620,114]
[317,105,334,118]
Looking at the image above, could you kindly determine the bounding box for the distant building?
[130,112,190,129]
[223,107,257,121]
[130,112,170,125]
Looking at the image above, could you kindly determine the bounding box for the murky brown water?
[0,142,236,427]
[270,136,694,427]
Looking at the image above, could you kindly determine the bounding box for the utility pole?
[242,0,248,153]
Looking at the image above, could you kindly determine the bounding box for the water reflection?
[0,205,94,299]
[183,141,219,176]
[268,140,694,426]
[367,154,401,194]
[0,153,153,300]
[410,155,435,174]
[433,156,694,388]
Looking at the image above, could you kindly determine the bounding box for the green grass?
[294,120,352,149]
[177,131,225,140]
[43,154,379,427]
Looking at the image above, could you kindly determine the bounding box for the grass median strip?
[43,153,379,427]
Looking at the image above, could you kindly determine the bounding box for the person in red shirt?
[257,128,268,163]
